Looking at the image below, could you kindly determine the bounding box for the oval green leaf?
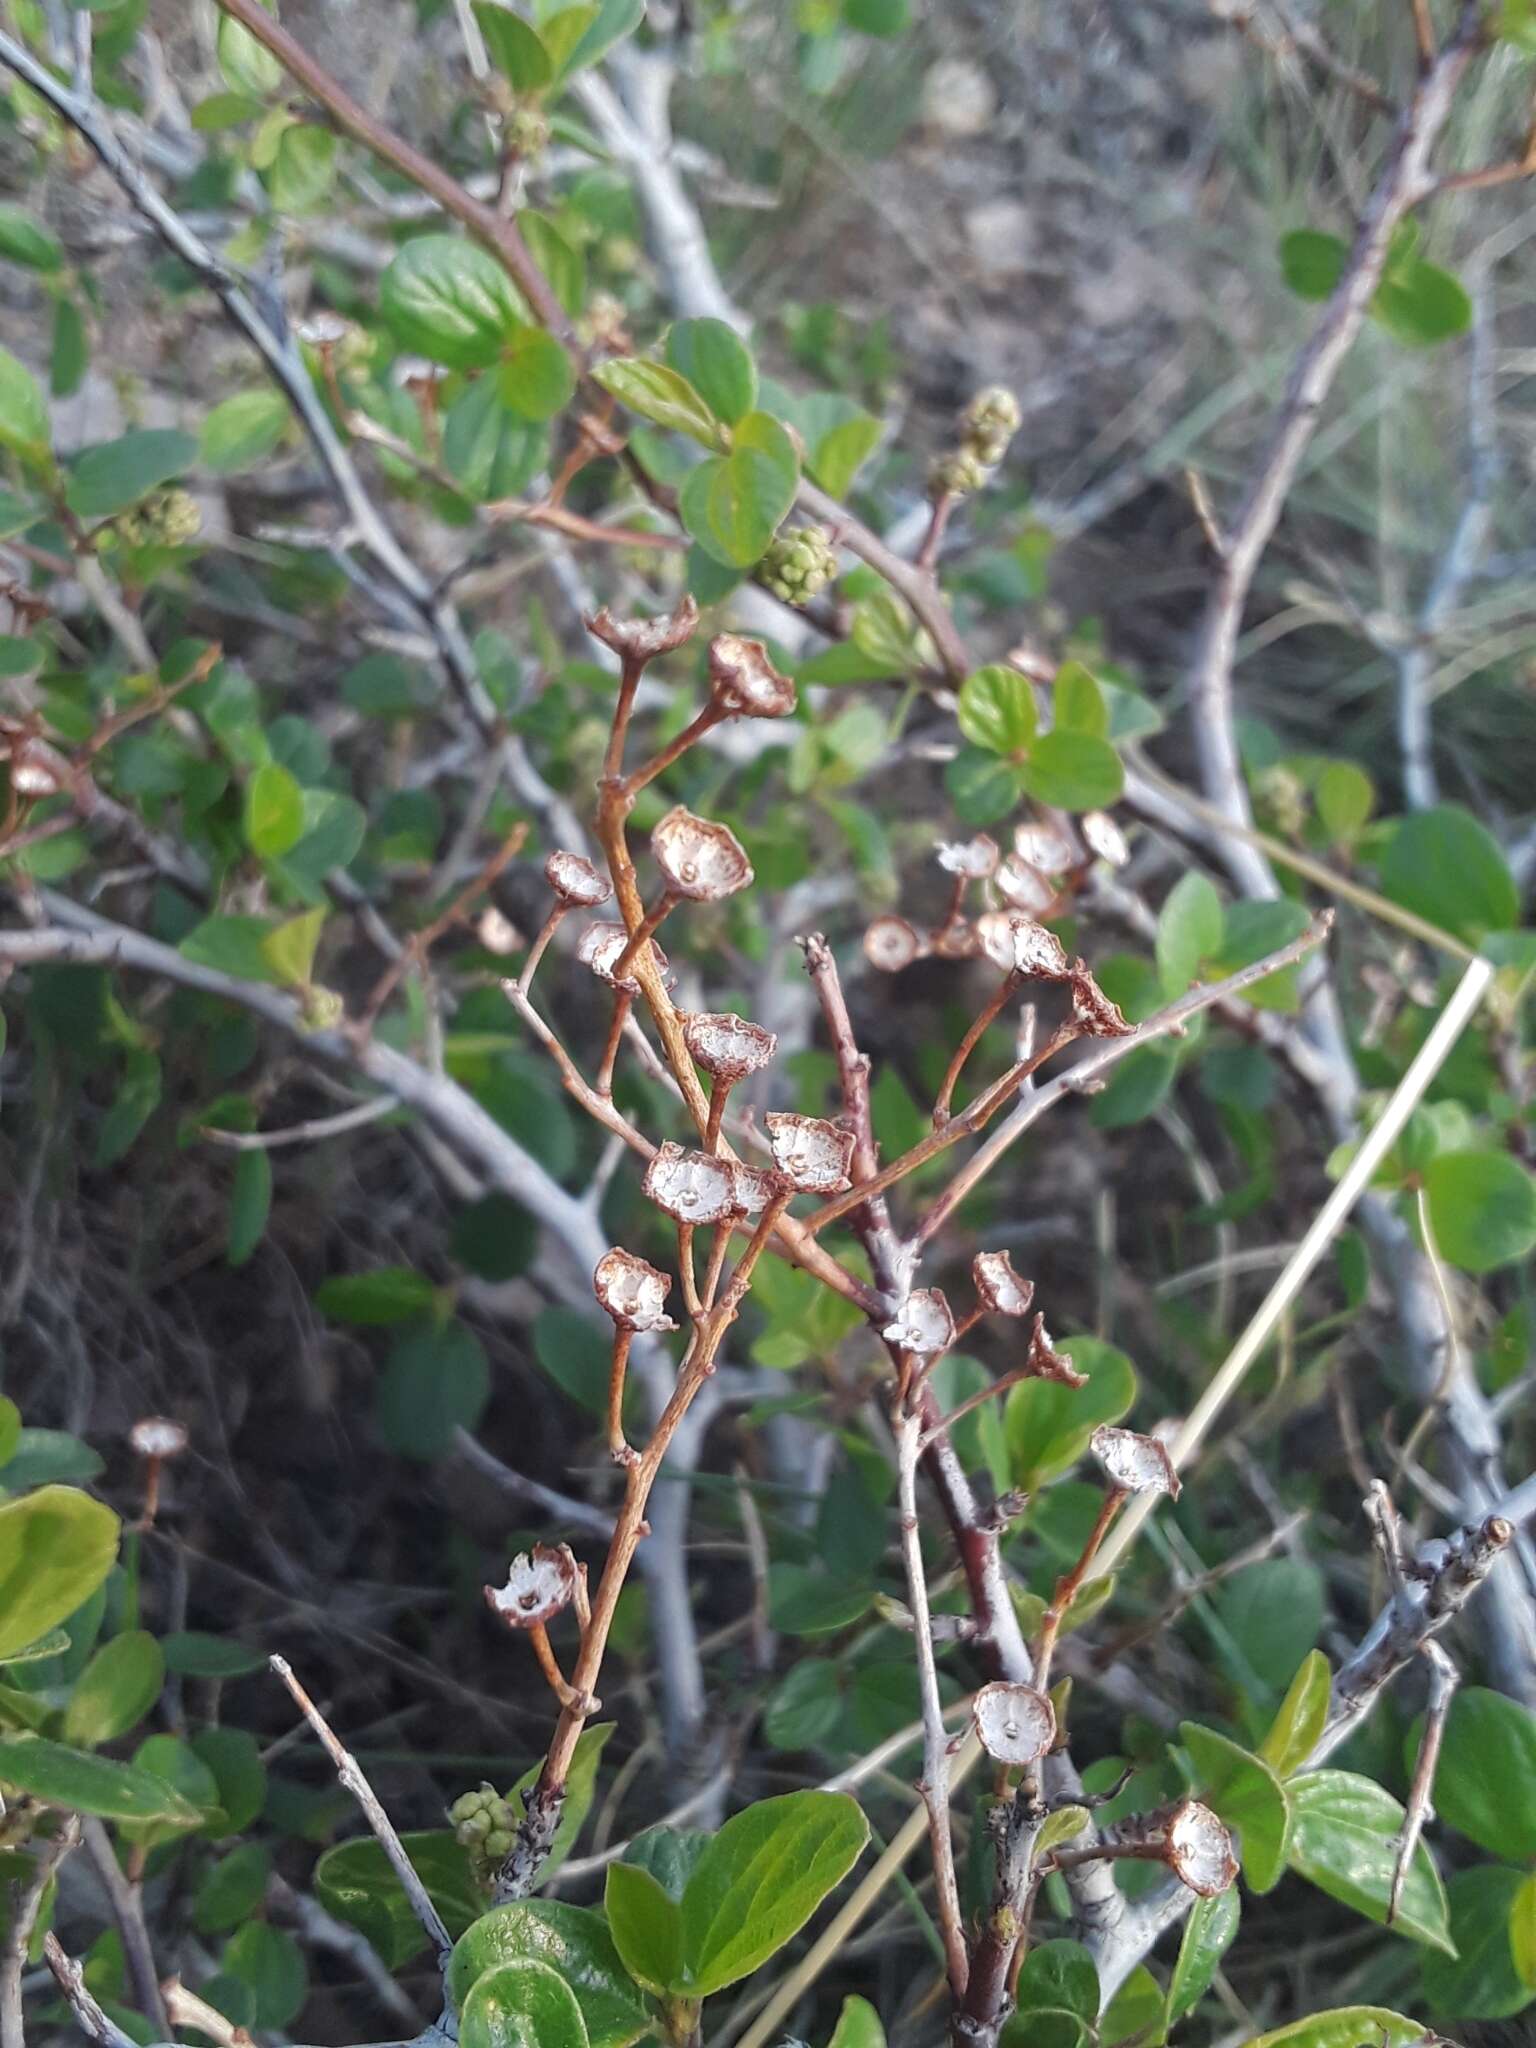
[1286,1770,1452,1952]
[1180,1723,1291,1893]
[63,1630,164,1748]
[1424,1150,1536,1275]
[604,1860,683,1997]
[460,1958,590,2048]
[380,235,527,370]
[450,1901,652,2045]
[0,1485,119,1661]
[0,1734,201,1823]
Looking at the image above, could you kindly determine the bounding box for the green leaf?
[473,3,554,88]
[1286,1769,1453,1952]
[1240,2010,1430,2048]
[63,1631,164,1748]
[375,1319,490,1460]
[544,0,644,79]
[946,747,1027,825]
[0,489,39,539]
[317,1267,438,1325]
[460,1959,590,2048]
[532,1307,610,1415]
[1166,1888,1239,2031]
[1373,259,1472,347]
[520,213,585,317]
[201,390,289,473]
[1004,1337,1136,1491]
[161,1633,266,1678]
[843,0,910,32]
[957,665,1036,754]
[827,1995,886,2048]
[244,761,306,861]
[380,235,526,369]
[1215,1558,1323,1694]
[1379,804,1518,941]
[1315,761,1374,843]
[1259,1650,1330,1778]
[1213,898,1311,1012]
[1156,872,1224,997]
[1501,0,1536,48]
[261,908,325,989]
[223,1923,308,2030]
[227,1149,271,1268]
[590,358,721,446]
[0,1401,19,1470]
[443,379,549,501]
[218,10,283,93]
[1422,1865,1533,2020]
[1511,1871,1536,1989]
[50,296,86,399]
[0,1486,119,1661]
[764,1660,842,1751]
[678,1790,869,1995]
[604,1860,684,1996]
[1423,1687,1536,1861]
[1053,662,1109,738]
[0,206,63,272]
[180,914,287,985]
[1279,230,1347,301]
[665,319,757,425]
[1015,1940,1099,2023]
[497,326,576,422]
[0,1735,200,1823]
[1180,1723,1291,1893]
[0,348,49,463]
[1423,1149,1536,1274]
[315,1830,483,1968]
[191,1725,267,1835]
[766,1565,870,1636]
[268,123,336,213]
[508,1724,614,1884]
[810,412,882,499]
[451,1193,536,1281]
[449,1902,653,2046]
[65,430,197,519]
[1023,731,1123,812]
[195,1843,273,1934]
[680,411,800,568]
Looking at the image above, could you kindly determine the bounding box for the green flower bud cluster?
[113,487,202,549]
[1255,763,1307,840]
[299,986,345,1033]
[506,101,550,159]
[450,1783,518,1883]
[760,525,838,606]
[929,384,1021,499]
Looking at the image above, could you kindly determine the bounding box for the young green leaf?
[604,1860,684,1997]
[316,1830,483,1968]
[1164,1887,1239,2034]
[1258,1650,1330,1778]
[497,327,576,421]
[1421,1865,1531,2021]
[1423,1150,1536,1275]
[680,412,800,568]
[827,1996,886,2048]
[1241,2010,1429,2048]
[677,1790,869,1995]
[1014,1940,1099,2023]
[459,1958,591,2048]
[260,909,326,990]
[0,1734,201,1824]
[1022,731,1123,812]
[227,1149,272,1268]
[591,359,722,447]
[0,206,63,273]
[1511,1871,1536,1989]
[1180,1723,1291,1893]
[1286,1770,1452,1952]
[63,1631,165,1748]
[0,348,50,464]
[957,665,1037,755]
[1378,804,1518,941]
[665,319,758,425]
[472,3,554,89]
[449,1901,653,2046]
[201,390,289,473]
[0,1487,119,1661]
[316,1267,438,1326]
[374,1319,490,1460]
[66,429,197,520]
[380,235,527,369]
[1418,1687,1536,1862]
[1053,661,1109,738]
[1279,230,1347,301]
[1155,872,1223,997]
[1372,259,1472,347]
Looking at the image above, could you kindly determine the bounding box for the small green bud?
[506,102,550,159]
[448,1791,483,1824]
[929,449,989,498]
[456,1812,493,1844]
[483,1828,513,1859]
[759,524,838,606]
[963,385,1021,441]
[299,985,345,1033]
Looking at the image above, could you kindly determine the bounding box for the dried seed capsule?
[708,634,797,719]
[1013,820,1079,874]
[864,916,924,973]
[1081,810,1129,867]
[1069,967,1135,1038]
[994,855,1057,917]
[545,850,612,908]
[975,911,1071,981]
[577,921,672,994]
[972,1250,1035,1319]
[683,1012,778,1083]
[935,834,1000,879]
[651,806,754,901]
[882,1288,956,1359]
[764,1112,856,1195]
[1089,1424,1180,1499]
[484,1545,578,1629]
[643,1141,741,1225]
[1027,1315,1087,1388]
[585,595,700,661]
[1165,1800,1239,1897]
[972,1680,1056,1765]
[593,1248,677,1334]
